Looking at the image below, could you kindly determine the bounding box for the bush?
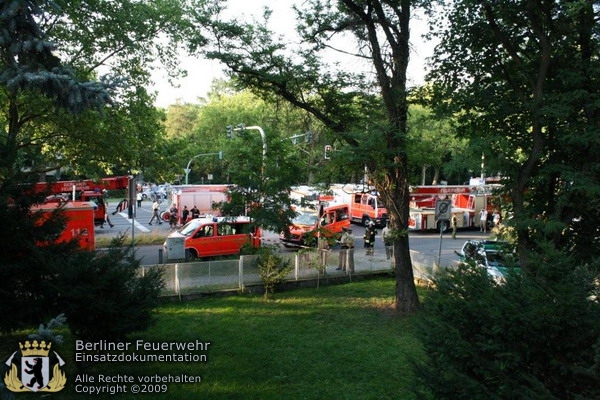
[413,250,600,400]
[56,234,165,341]
[257,246,292,299]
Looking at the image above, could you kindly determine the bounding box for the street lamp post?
[184,151,223,185]
[227,125,267,177]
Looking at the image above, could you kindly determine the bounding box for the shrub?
[257,246,292,299]
[413,250,600,400]
[56,234,165,341]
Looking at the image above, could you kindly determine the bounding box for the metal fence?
[139,248,460,297]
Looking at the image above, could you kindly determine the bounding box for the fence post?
[294,253,299,280]
[174,263,180,299]
[239,256,244,290]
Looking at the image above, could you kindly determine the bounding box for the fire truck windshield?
[292,212,319,226]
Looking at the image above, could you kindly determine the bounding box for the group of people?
[334,220,395,273]
[478,208,502,233]
[148,200,201,227]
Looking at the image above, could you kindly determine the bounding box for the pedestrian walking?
[136,192,143,208]
[148,200,162,225]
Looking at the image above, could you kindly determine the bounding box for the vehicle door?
[329,206,350,236]
[217,222,251,255]
[187,223,217,257]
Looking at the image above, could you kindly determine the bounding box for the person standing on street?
[149,200,162,225]
[479,208,488,233]
[364,221,377,256]
[382,222,393,259]
[181,205,190,225]
[451,215,458,239]
[343,228,355,273]
[136,192,143,208]
[337,227,350,271]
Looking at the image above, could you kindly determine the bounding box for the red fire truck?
[408,184,498,231]
[31,176,131,227]
[166,184,229,223]
[329,184,388,226]
[32,201,96,250]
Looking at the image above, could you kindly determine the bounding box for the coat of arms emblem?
[3,340,66,393]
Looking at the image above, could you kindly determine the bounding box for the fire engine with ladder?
[408,183,500,231]
[30,176,132,249]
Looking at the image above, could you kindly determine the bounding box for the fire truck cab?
[279,203,350,248]
[329,184,388,227]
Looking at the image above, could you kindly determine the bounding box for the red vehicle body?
[408,184,499,231]
[32,201,96,250]
[279,203,351,248]
[165,216,261,261]
[31,176,131,227]
[167,184,229,223]
[329,184,388,226]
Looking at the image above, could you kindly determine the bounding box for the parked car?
[455,239,520,283]
[141,187,167,201]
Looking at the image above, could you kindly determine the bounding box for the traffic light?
[226,125,233,139]
[324,145,332,160]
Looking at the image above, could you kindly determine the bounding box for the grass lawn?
[3,277,427,400]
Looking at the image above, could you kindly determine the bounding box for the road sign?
[435,199,452,221]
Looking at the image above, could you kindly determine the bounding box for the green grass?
[3,277,427,400]
[95,232,166,248]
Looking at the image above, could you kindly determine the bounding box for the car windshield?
[179,219,203,236]
[293,213,319,226]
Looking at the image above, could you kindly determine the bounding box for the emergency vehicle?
[166,184,229,223]
[31,176,131,227]
[329,184,388,226]
[279,203,350,248]
[32,201,96,250]
[164,216,261,261]
[408,184,499,231]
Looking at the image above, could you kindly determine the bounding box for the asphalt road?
[96,199,492,266]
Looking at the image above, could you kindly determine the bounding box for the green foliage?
[426,0,600,266]
[57,234,165,341]
[0,187,80,333]
[257,246,292,300]
[414,252,600,400]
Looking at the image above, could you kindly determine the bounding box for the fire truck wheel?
[362,216,371,226]
[185,249,198,262]
[161,211,170,221]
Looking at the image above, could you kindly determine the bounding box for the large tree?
[426,0,600,267]
[1,0,212,180]
[201,0,425,313]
